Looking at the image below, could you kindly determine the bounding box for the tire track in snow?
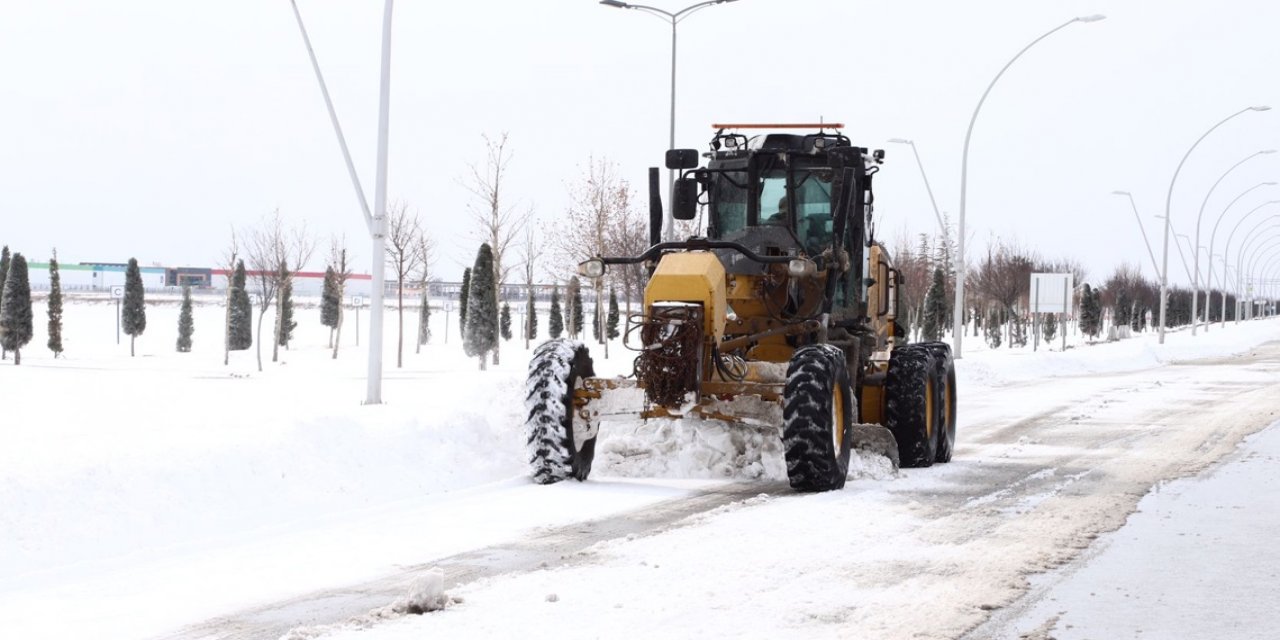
[160,480,790,640]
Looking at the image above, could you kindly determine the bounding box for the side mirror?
[665,149,699,170]
[673,177,698,221]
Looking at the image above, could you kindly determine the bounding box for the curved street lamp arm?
[955,15,1099,357]
[1159,106,1261,340]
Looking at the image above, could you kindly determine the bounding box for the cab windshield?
[761,168,835,254]
[709,164,836,255]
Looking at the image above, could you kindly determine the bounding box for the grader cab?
[525,123,956,492]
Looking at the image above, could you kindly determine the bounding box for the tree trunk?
[224,288,232,365]
[255,307,266,372]
[478,353,487,371]
[397,285,404,368]
[332,308,343,359]
[13,348,19,365]
[272,297,281,363]
[130,335,135,357]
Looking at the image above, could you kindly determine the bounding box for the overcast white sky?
[2,0,1278,288]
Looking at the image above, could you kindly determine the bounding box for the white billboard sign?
[1030,273,1074,315]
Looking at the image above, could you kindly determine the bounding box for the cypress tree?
[607,287,620,340]
[463,244,498,369]
[177,285,194,352]
[417,289,432,348]
[459,267,472,337]
[0,253,33,364]
[275,262,296,348]
[500,301,512,341]
[525,292,538,344]
[1042,312,1057,343]
[0,245,9,360]
[921,267,948,342]
[568,277,584,338]
[1080,284,1102,339]
[321,265,339,332]
[47,250,64,357]
[122,257,146,357]
[321,265,339,348]
[228,260,253,351]
[548,285,564,339]
[592,298,601,341]
[985,308,1003,349]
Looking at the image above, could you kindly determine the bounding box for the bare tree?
[461,132,529,366]
[329,236,352,360]
[386,201,425,368]
[245,211,314,372]
[972,240,1038,347]
[556,157,633,359]
[605,187,647,321]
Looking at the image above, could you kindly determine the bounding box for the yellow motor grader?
[525,123,956,492]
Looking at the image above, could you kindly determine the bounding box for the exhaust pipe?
[649,167,662,248]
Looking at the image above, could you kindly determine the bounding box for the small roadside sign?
[110,285,124,299]
[352,295,365,307]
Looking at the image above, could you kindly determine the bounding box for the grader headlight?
[578,258,606,279]
[788,258,816,278]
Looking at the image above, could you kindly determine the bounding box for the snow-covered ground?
[969,420,1280,640]
[1,296,1277,639]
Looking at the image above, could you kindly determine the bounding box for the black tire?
[525,339,597,484]
[919,342,958,463]
[884,345,938,468]
[782,344,855,492]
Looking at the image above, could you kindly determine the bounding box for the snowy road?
[171,339,1280,640]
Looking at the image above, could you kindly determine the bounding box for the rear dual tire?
[885,345,939,468]
[919,342,957,463]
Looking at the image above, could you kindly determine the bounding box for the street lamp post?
[600,0,740,242]
[1111,191,1161,277]
[1223,206,1280,324]
[1202,177,1276,332]
[953,14,1104,358]
[1157,105,1271,344]
[1192,151,1275,334]
[888,138,952,253]
[289,0,394,405]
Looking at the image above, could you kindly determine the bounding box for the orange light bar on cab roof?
[712,123,844,129]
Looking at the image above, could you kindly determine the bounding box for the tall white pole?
[366,0,394,405]
[954,15,1103,358]
[1112,191,1161,276]
[599,1,736,242]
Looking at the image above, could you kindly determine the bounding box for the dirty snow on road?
[3,298,1279,640]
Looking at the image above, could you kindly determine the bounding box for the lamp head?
[599,0,629,7]
[1076,14,1106,23]
[1111,190,1131,196]
[1267,182,1279,186]
[887,138,912,144]
[1251,105,1272,112]
[1261,149,1277,154]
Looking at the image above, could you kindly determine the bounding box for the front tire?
[525,339,597,484]
[884,345,939,468]
[782,344,855,492]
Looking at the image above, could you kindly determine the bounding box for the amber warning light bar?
[712,123,844,129]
